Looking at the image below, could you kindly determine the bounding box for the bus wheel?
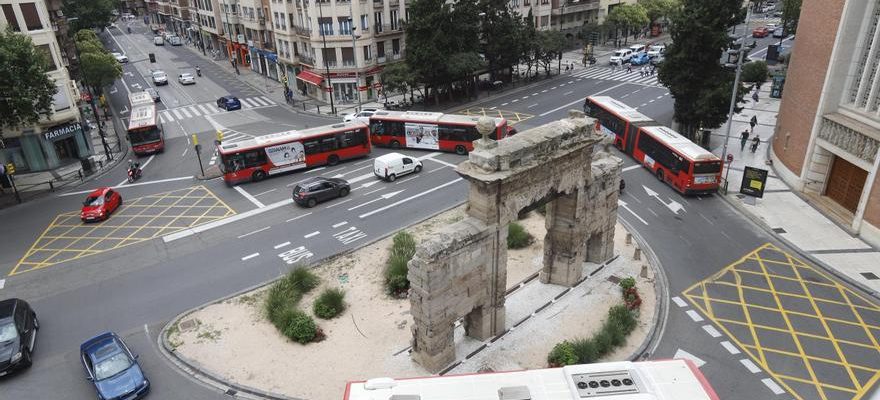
[390,141,400,149]
[327,154,340,166]
[455,145,468,155]
[656,170,664,182]
[252,170,267,182]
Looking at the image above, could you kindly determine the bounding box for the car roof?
[375,152,411,162]
[0,298,18,317]
[85,187,109,197]
[221,95,238,101]
[80,331,118,353]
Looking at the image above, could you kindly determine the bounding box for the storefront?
[0,121,91,173]
[296,69,324,98]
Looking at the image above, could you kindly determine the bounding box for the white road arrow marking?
[109,86,118,94]
[348,190,404,211]
[124,71,134,77]
[130,83,141,89]
[119,105,129,115]
[673,349,706,368]
[643,185,686,215]
[618,199,649,225]
[355,180,381,190]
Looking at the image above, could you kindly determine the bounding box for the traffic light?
[149,53,156,63]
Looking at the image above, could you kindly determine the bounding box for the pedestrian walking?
[752,91,759,103]
[626,64,632,73]
[750,135,761,153]
[750,115,758,133]
[639,68,644,77]
[740,130,750,151]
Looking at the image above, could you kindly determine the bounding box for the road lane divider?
[234,185,265,208]
[539,82,627,117]
[359,178,463,219]
[59,176,194,196]
[237,226,270,239]
[274,241,291,249]
[304,231,320,238]
[162,198,294,243]
[241,253,260,261]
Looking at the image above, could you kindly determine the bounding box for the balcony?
[551,0,600,15]
[299,54,316,66]
[293,25,311,36]
[373,24,402,36]
[389,0,399,5]
[223,12,240,24]
[259,17,266,26]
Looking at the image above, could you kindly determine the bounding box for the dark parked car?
[80,332,150,400]
[217,95,242,111]
[0,298,38,377]
[145,87,160,102]
[293,177,350,208]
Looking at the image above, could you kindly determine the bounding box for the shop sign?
[43,122,83,142]
[329,72,357,78]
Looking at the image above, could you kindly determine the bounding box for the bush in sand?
[507,222,534,249]
[384,231,416,296]
[264,267,321,343]
[313,288,346,319]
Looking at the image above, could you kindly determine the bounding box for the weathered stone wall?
[408,112,622,372]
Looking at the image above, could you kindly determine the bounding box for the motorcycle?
[127,166,142,183]
[196,66,202,77]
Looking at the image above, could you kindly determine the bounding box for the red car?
[752,27,770,38]
[80,187,122,222]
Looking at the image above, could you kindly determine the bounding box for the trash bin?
[80,157,95,175]
[770,76,785,98]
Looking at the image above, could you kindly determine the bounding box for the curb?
[157,201,466,400]
[621,216,669,362]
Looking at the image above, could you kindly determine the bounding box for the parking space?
[683,243,880,400]
[453,107,535,126]
[10,185,235,276]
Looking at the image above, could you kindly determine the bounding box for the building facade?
[510,0,636,33]
[0,0,88,173]
[772,0,880,247]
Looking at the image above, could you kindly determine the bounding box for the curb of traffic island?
[718,191,880,301]
[194,164,223,181]
[156,200,467,400]
[619,216,670,362]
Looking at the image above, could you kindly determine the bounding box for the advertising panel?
[405,123,439,150]
[740,166,769,198]
[265,141,306,173]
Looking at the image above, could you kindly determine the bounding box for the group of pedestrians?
[740,108,761,153]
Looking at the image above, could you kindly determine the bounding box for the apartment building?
[0,0,88,172]
[170,0,193,37]
[772,0,880,247]
[510,0,636,33]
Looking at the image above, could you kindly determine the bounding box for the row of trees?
[579,0,678,47]
[74,29,123,98]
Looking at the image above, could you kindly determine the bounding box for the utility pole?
[720,3,753,193]
[349,1,361,112]
[319,2,336,115]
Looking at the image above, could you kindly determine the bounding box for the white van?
[373,152,423,182]
[153,36,164,46]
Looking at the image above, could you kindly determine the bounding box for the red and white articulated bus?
[127,103,165,155]
[368,110,512,155]
[344,359,719,400]
[218,121,371,185]
[584,95,722,195]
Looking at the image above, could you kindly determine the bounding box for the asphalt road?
[1,18,876,400]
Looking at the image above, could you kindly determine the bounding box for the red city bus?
[368,110,511,155]
[218,121,371,185]
[583,95,722,195]
[127,104,165,155]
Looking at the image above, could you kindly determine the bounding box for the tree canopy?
[657,0,747,139]
[64,0,119,32]
[606,4,650,46]
[74,29,121,91]
[639,0,678,25]
[781,0,802,34]
[0,29,57,130]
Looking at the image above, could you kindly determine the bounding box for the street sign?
[740,166,768,198]
[216,130,223,142]
[191,134,199,146]
[149,53,156,63]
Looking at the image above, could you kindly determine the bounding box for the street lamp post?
[318,1,336,115]
[558,0,566,74]
[720,4,753,193]
[349,1,361,112]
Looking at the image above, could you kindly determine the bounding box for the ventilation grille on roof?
[498,385,531,400]
[570,370,641,397]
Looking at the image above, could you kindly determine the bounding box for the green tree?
[64,0,119,31]
[639,0,677,26]
[741,61,769,83]
[606,4,650,46]
[781,0,801,34]
[79,51,122,92]
[477,0,527,80]
[533,30,566,76]
[657,0,747,139]
[380,61,419,102]
[0,29,57,130]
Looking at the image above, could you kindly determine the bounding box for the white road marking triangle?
[673,349,706,368]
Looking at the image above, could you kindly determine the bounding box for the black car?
[293,177,350,208]
[145,87,160,102]
[0,298,38,376]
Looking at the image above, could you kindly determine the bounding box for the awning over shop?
[297,70,324,86]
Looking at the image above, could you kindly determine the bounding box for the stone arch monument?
[408,111,622,372]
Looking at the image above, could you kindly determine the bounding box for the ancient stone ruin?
[408,111,622,372]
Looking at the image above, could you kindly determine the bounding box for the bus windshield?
[693,161,722,174]
[128,127,161,145]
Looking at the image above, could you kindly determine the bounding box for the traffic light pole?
[9,174,20,204]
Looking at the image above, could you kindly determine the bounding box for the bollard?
[640,265,648,278]
[626,233,632,245]
[49,181,54,191]
[317,105,321,114]
[633,247,641,261]
[78,170,83,180]
[303,103,307,112]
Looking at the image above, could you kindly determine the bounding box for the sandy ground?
[171,206,657,400]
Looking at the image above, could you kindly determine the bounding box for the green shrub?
[282,310,317,344]
[571,338,599,363]
[536,203,547,215]
[619,277,636,292]
[265,279,302,327]
[287,268,319,294]
[608,305,638,333]
[384,232,417,295]
[592,330,615,356]
[548,341,578,366]
[742,61,769,83]
[507,222,533,249]
[313,288,346,319]
[392,231,417,259]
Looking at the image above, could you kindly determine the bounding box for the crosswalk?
[158,96,276,124]
[571,66,663,87]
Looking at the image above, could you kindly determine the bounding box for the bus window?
[321,137,338,152]
[370,121,385,136]
[243,149,267,168]
[304,139,319,155]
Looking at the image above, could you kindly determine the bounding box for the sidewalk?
[708,85,880,295]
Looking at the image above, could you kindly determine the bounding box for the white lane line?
[274,241,291,249]
[528,103,538,108]
[198,104,212,114]
[762,378,785,395]
[532,92,538,95]
[672,296,687,307]
[362,187,384,196]
[304,231,320,238]
[62,176,193,196]
[419,154,457,168]
[332,221,348,228]
[522,96,529,99]
[116,154,156,186]
[253,188,277,197]
[427,165,449,174]
[656,95,664,99]
[567,81,574,84]
[251,97,269,106]
[286,212,312,222]
[501,102,509,106]
[511,99,519,103]
[325,198,354,208]
[622,164,641,172]
[360,178,462,219]
[0,279,5,290]
[237,226,270,238]
[541,90,548,93]
[699,213,716,225]
[332,165,372,177]
[702,325,721,338]
[188,106,201,116]
[164,198,294,242]
[303,166,327,175]
[239,98,256,108]
[241,252,260,261]
[260,96,276,105]
[540,82,628,117]
[143,324,150,338]
[563,91,573,96]
[741,359,761,373]
[354,158,374,166]
[686,310,704,322]
[489,106,497,110]
[181,147,188,157]
[721,341,740,354]
[234,186,266,208]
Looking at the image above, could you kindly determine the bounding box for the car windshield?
[84,196,105,206]
[153,71,165,78]
[181,74,192,78]
[92,348,132,380]
[0,320,17,342]
[614,51,625,57]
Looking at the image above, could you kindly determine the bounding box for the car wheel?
[339,187,349,197]
[414,165,422,173]
[656,169,664,182]
[327,154,340,166]
[455,145,468,155]
[252,170,267,182]
[387,174,397,182]
[390,140,400,149]
[307,198,317,208]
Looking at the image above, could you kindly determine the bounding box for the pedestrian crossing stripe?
[181,108,192,118]
[157,96,278,123]
[188,106,201,116]
[572,67,663,87]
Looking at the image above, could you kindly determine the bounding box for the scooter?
[196,66,202,77]
[127,166,142,183]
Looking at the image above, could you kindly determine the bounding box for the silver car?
[178,73,195,85]
[111,52,128,63]
[152,70,168,86]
